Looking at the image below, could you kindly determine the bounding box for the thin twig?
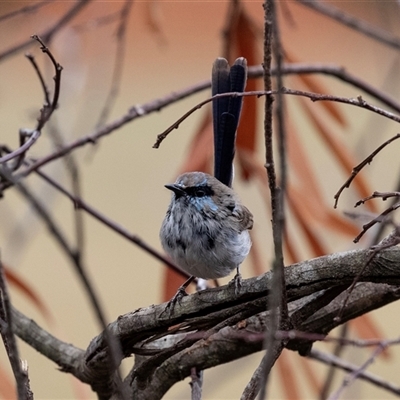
[0,34,127,394]
[0,143,187,279]
[310,348,400,397]
[34,167,187,278]
[259,2,285,400]
[31,36,85,263]
[0,130,40,165]
[354,196,400,243]
[335,228,400,322]
[0,0,53,23]
[220,328,400,351]
[334,133,400,208]
[319,324,348,400]
[0,256,33,400]
[47,123,87,277]
[368,170,400,246]
[270,0,289,323]
[296,0,400,50]
[327,343,388,400]
[0,167,128,399]
[73,9,122,32]
[95,0,133,128]
[0,0,93,62]
[0,37,63,169]
[153,89,400,148]
[153,90,255,148]
[31,35,63,128]
[12,65,400,181]
[267,63,400,114]
[241,354,268,400]
[275,330,400,348]
[25,53,51,106]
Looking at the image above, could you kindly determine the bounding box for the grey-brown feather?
[160,172,253,279]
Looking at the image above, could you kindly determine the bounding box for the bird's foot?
[161,276,195,317]
[229,272,242,296]
[162,287,188,317]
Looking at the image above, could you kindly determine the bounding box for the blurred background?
[1,1,400,399]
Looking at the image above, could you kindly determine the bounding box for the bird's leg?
[162,275,195,316]
[229,266,242,295]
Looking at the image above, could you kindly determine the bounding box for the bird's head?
[165,172,234,212]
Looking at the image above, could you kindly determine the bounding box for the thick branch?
[10,248,400,399]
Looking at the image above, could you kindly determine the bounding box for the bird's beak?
[165,184,185,196]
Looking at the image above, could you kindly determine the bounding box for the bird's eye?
[195,188,206,197]
[186,185,213,198]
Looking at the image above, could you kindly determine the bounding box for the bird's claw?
[161,286,188,317]
[229,272,242,296]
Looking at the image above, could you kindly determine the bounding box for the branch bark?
[10,248,400,399]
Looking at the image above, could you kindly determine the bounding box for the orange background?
[0,1,400,399]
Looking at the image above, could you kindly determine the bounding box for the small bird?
[160,171,253,287]
[160,57,250,303]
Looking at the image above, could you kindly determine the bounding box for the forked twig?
[354,192,400,242]
[30,35,62,129]
[310,348,400,397]
[334,132,400,321]
[153,90,269,148]
[336,225,400,322]
[2,63,395,180]
[334,133,400,208]
[154,92,400,149]
[0,36,63,168]
[328,342,387,400]
[0,130,40,165]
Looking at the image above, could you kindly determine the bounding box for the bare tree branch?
[0,0,93,61]
[95,0,134,128]
[152,89,400,149]
[310,348,400,397]
[334,133,400,208]
[0,1,53,23]
[327,343,387,400]
[260,1,289,398]
[0,258,33,400]
[5,63,397,182]
[296,0,400,50]
[10,248,400,399]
